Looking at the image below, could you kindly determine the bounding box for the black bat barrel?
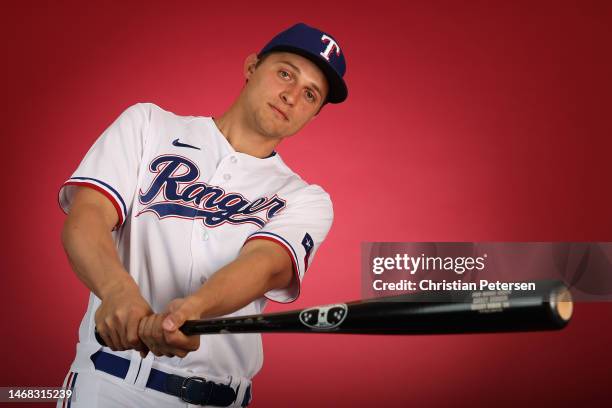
[180,280,573,335]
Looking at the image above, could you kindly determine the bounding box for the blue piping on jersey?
[71,177,128,218]
[247,231,300,275]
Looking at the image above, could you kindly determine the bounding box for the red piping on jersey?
[63,181,124,228]
[62,371,74,408]
[244,235,301,304]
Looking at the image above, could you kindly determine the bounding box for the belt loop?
[133,352,154,391]
[124,350,143,385]
[230,377,251,407]
[241,384,252,407]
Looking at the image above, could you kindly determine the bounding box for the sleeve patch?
[302,232,314,270]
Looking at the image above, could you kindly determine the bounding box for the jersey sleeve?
[245,185,334,303]
[58,103,151,228]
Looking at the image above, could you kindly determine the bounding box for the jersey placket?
[188,153,240,292]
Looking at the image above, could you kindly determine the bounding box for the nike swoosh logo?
[172,138,201,150]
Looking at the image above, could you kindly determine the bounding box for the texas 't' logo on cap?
[258,23,348,104]
[320,34,341,62]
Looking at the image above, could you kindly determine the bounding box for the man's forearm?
[63,189,153,351]
[61,203,136,299]
[190,242,293,319]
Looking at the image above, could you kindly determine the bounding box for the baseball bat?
[95,280,572,345]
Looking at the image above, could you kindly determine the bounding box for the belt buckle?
[180,376,207,404]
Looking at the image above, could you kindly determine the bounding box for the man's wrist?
[186,292,215,319]
[98,273,138,300]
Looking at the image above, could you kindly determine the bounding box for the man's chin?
[258,119,291,139]
[254,111,300,139]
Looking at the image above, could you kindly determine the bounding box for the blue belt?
[90,350,250,406]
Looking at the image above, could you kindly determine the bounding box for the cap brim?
[260,45,348,104]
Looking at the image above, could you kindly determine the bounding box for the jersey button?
[223,173,231,181]
[202,231,209,241]
[230,156,238,164]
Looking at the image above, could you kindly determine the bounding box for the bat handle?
[179,320,200,335]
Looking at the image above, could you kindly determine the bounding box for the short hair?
[255,52,272,68]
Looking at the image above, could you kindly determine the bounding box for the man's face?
[242,51,329,139]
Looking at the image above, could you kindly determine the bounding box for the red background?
[2,1,611,407]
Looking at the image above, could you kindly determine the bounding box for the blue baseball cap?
[259,23,348,104]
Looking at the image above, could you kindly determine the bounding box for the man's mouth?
[268,104,289,121]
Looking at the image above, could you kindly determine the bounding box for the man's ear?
[244,53,259,81]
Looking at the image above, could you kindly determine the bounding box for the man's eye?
[279,70,290,79]
[305,90,316,102]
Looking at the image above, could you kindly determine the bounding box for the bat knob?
[94,327,107,347]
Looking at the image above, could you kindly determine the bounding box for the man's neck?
[213,103,280,159]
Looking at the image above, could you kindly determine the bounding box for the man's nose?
[280,86,298,105]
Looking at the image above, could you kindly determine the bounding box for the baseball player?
[57,22,347,407]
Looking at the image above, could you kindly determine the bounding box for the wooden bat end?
[552,286,573,323]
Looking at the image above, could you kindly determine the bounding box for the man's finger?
[126,314,146,350]
[163,329,199,352]
[163,299,190,332]
[137,316,146,344]
[98,329,114,350]
[150,316,167,357]
[138,316,152,350]
[140,316,156,351]
[105,324,123,351]
[118,316,131,350]
[153,314,166,342]
[163,328,180,347]
[110,330,123,351]
[162,313,181,331]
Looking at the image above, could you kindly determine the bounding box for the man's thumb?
[162,311,184,331]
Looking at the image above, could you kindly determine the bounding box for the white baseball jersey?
[58,102,333,382]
